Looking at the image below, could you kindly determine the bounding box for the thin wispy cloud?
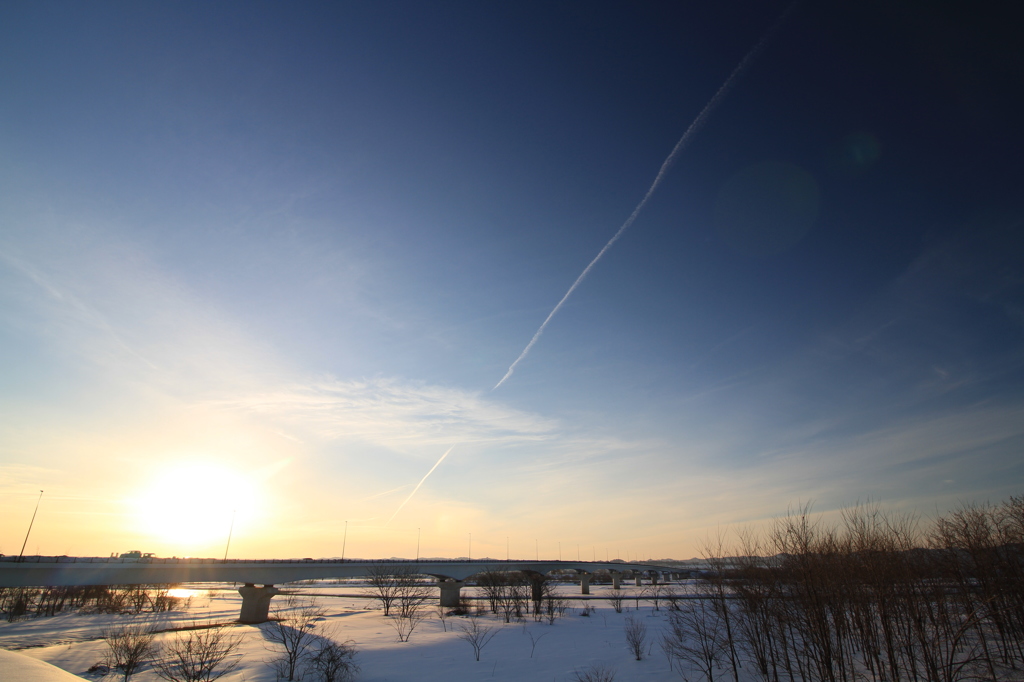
[214,378,558,452]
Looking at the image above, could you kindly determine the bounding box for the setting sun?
[127,462,260,552]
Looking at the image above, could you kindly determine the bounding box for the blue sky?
[2,1,1023,560]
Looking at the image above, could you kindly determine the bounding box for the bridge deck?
[0,556,676,587]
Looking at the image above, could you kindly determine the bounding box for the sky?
[2,0,1023,561]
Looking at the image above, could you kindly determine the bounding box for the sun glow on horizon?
[128,461,261,551]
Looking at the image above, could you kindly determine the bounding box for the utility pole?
[341,520,348,561]
[468,533,472,560]
[416,527,421,561]
[223,509,236,560]
[19,490,43,560]
[535,539,538,560]
[506,537,509,561]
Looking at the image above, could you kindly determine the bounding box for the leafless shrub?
[572,661,617,682]
[647,584,665,611]
[307,637,359,682]
[624,615,647,661]
[456,617,499,661]
[608,591,625,614]
[544,595,569,624]
[263,597,327,681]
[436,599,449,631]
[152,624,243,682]
[150,586,186,613]
[103,622,156,681]
[389,597,427,642]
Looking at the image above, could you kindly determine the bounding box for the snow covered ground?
[0,581,705,681]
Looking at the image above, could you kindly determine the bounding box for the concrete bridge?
[0,556,681,623]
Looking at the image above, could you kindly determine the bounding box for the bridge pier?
[635,574,642,587]
[611,572,621,590]
[579,573,590,595]
[438,580,464,608]
[651,573,659,585]
[238,584,280,623]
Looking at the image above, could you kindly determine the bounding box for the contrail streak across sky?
[493,2,798,391]
[389,3,799,526]
[385,445,455,526]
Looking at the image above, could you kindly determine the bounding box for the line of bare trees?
[0,584,190,621]
[366,564,432,641]
[478,570,531,622]
[662,496,1024,682]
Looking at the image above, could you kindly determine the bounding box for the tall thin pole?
[223,509,236,560]
[506,537,509,561]
[416,528,421,561]
[535,539,539,560]
[468,533,472,560]
[558,541,561,561]
[577,544,580,561]
[341,520,348,561]
[19,490,43,560]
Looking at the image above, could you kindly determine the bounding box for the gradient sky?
[2,1,1023,561]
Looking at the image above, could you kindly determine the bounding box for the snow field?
[1,582,706,681]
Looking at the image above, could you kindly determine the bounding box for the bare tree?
[388,571,431,642]
[487,572,529,623]
[624,615,648,661]
[608,591,625,614]
[700,532,740,682]
[366,564,413,616]
[456,617,499,661]
[436,599,450,632]
[572,661,617,682]
[478,570,505,614]
[263,597,328,681]
[390,598,427,642]
[307,637,359,682]
[103,622,156,681]
[647,584,666,611]
[663,598,725,682]
[152,625,243,682]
